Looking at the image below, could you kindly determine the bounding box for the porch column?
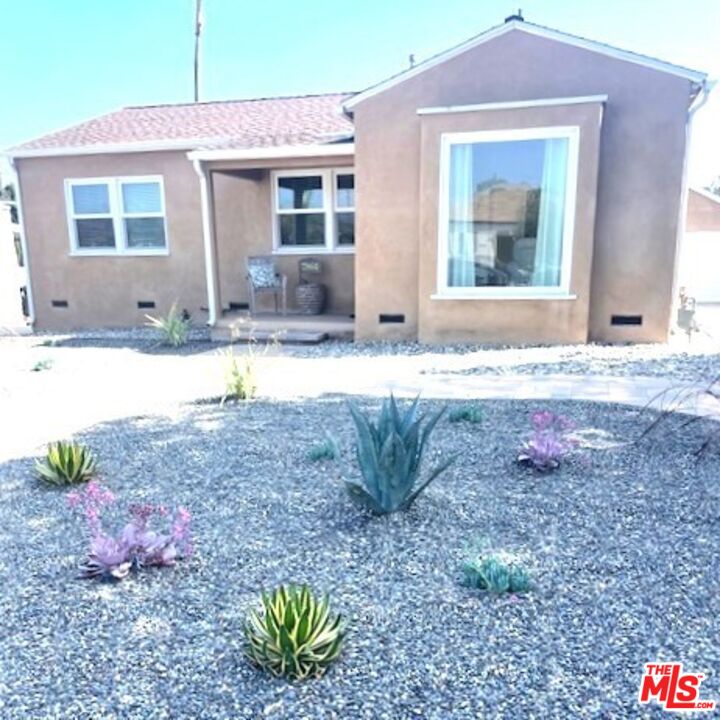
[192,159,221,326]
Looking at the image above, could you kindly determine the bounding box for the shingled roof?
[8,93,354,156]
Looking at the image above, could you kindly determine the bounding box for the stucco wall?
[352,28,694,343]
[17,151,206,329]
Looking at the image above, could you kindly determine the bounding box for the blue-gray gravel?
[1,398,719,718]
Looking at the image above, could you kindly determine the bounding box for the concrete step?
[211,326,329,344]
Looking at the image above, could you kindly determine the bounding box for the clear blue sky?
[2,0,719,185]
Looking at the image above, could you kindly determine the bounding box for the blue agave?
[346,395,453,513]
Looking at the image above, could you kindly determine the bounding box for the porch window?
[65,176,167,255]
[335,173,355,247]
[437,127,579,298]
[272,168,354,253]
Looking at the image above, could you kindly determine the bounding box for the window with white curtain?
[65,176,167,255]
[272,168,355,253]
[437,127,579,297]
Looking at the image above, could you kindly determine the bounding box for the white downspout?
[192,157,218,326]
[672,78,715,331]
[8,156,35,327]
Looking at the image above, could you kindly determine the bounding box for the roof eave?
[187,143,355,162]
[5,137,213,160]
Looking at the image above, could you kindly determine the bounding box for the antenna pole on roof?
[194,0,203,102]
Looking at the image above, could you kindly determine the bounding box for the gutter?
[191,159,219,327]
[8,157,35,327]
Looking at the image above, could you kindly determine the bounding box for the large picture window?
[437,127,579,297]
[272,168,354,253]
[65,176,167,255]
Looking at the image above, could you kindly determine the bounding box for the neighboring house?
[0,198,29,332]
[5,17,711,343]
[678,187,720,302]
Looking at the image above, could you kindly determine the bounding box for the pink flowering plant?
[517,410,577,473]
[67,481,193,580]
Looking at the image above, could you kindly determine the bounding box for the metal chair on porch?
[246,256,287,315]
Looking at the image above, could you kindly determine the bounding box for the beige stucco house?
[6,17,711,343]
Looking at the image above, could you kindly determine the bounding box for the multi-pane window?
[273,169,354,252]
[438,127,578,297]
[66,176,167,254]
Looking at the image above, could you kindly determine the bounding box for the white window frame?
[65,175,169,256]
[434,126,580,300]
[271,168,355,254]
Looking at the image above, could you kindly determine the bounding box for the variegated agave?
[244,584,344,680]
[35,441,98,486]
[346,395,453,513]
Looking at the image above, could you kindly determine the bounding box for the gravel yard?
[1,397,718,718]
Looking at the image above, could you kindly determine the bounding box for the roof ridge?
[125,92,356,110]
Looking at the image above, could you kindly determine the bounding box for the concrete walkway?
[1,340,716,463]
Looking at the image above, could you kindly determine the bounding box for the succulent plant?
[448,403,483,424]
[462,554,531,594]
[145,302,191,347]
[306,433,340,462]
[245,584,344,680]
[68,484,193,581]
[346,395,453,513]
[35,441,98,486]
[517,410,576,472]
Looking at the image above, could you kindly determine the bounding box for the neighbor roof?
[344,19,707,110]
[8,93,354,158]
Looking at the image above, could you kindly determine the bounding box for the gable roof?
[7,93,354,158]
[344,19,707,111]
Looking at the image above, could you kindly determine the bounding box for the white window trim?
[65,175,169,256]
[271,168,355,255]
[435,125,580,300]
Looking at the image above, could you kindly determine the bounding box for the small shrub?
[517,410,576,472]
[462,553,531,594]
[448,403,483,424]
[67,482,193,581]
[36,441,97,486]
[31,358,53,372]
[346,394,453,513]
[145,302,191,347]
[307,433,340,462]
[221,346,257,403]
[245,584,344,680]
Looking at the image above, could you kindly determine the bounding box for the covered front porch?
[191,144,355,342]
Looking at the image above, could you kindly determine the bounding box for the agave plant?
[35,441,97,486]
[462,553,531,594]
[346,395,453,513]
[145,302,191,347]
[245,584,344,680]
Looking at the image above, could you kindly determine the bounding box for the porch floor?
[210,311,355,344]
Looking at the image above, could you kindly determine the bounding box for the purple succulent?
[68,484,193,581]
[518,411,577,472]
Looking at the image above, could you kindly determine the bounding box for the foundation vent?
[228,302,250,311]
[379,314,405,324]
[51,300,68,308]
[611,314,642,326]
[137,301,156,309]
